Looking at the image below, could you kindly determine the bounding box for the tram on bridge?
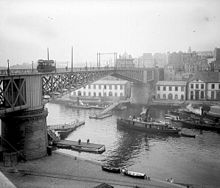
[37,59,56,73]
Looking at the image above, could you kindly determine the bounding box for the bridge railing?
[0,66,117,76]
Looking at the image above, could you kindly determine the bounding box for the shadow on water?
[102,123,176,168]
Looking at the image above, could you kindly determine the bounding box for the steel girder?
[0,76,27,113]
[42,70,115,96]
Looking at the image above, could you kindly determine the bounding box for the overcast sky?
[0,0,220,66]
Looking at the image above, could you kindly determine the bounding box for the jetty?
[54,140,105,154]
[48,120,85,139]
[89,100,130,120]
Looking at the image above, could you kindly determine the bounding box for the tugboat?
[117,108,180,135]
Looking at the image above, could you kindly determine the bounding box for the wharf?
[55,140,105,154]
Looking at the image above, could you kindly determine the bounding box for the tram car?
[37,59,56,73]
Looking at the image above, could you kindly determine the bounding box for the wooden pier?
[55,140,105,154]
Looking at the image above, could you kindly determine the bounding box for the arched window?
[78,91,81,96]
[175,94,178,100]
[181,94,184,100]
[109,91,112,96]
[163,94,166,99]
[168,93,173,100]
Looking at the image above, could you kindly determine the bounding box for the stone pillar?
[0,106,48,160]
[130,83,151,104]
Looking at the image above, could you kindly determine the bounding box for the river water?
[46,103,220,187]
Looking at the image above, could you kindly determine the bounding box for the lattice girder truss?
[0,76,27,113]
[42,70,113,96]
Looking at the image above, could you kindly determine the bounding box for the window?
[181,86,184,92]
[99,92,101,97]
[115,93,117,97]
[120,85,123,90]
[93,92,96,97]
[115,85,117,90]
[78,91,81,96]
[175,86,178,91]
[157,94,160,99]
[181,94,184,100]
[99,85,101,89]
[201,91,204,99]
[83,91,86,96]
[211,91,215,99]
[163,94,166,99]
[104,85,106,89]
[120,93,123,96]
[109,91,112,96]
[191,84,194,89]
[88,92,91,96]
[175,94,178,100]
[196,84,199,89]
[163,86,166,91]
[109,85,112,90]
[201,84,204,89]
[168,93,173,100]
[88,85,91,89]
[169,86,172,91]
[211,84,215,89]
[93,85,96,89]
[157,86,160,91]
[190,91,193,100]
[219,84,220,89]
[104,92,106,96]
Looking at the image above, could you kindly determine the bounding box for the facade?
[116,53,135,68]
[188,72,220,101]
[72,79,131,101]
[156,81,187,101]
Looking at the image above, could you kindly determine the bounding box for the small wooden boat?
[121,168,146,179]
[89,113,112,120]
[101,165,121,173]
[179,132,196,138]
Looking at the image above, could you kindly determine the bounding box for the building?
[156,81,187,101]
[116,53,135,68]
[72,79,131,101]
[153,53,167,68]
[188,72,220,101]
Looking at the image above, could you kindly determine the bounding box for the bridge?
[0,66,160,160]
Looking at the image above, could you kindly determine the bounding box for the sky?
[0,0,220,67]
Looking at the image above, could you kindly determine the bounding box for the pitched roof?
[189,71,220,82]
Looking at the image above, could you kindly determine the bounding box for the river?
[46,102,220,187]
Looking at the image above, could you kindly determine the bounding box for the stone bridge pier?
[130,83,152,104]
[0,106,48,160]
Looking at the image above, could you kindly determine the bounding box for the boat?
[121,168,146,179]
[176,119,220,132]
[89,113,112,119]
[117,118,180,135]
[179,132,196,138]
[71,144,105,154]
[101,165,121,173]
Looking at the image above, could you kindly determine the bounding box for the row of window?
[190,83,220,89]
[74,91,124,97]
[157,93,184,100]
[87,84,124,90]
[157,86,185,92]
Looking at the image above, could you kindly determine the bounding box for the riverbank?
[0,151,184,188]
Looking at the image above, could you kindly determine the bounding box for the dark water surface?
[46,103,220,187]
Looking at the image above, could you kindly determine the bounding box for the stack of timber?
[48,120,85,139]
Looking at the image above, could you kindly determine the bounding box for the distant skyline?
[0,0,220,66]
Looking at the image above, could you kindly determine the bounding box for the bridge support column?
[0,106,48,160]
[130,83,151,104]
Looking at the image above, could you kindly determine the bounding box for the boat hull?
[117,119,180,135]
[101,166,121,173]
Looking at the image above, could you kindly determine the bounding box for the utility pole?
[7,59,10,75]
[32,61,34,72]
[47,48,50,60]
[71,46,73,72]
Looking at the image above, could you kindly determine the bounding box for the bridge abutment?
[0,106,48,160]
[130,84,151,104]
